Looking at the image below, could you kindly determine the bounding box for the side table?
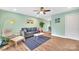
[10,36,25,47]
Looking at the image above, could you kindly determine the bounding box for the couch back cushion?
[21,27,38,34]
[27,27,37,32]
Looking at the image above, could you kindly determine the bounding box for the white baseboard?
[51,34,79,40]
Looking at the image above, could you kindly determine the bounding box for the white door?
[65,14,79,40]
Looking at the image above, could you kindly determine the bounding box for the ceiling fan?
[34,7,51,14]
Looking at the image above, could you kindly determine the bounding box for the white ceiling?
[0,7,79,21]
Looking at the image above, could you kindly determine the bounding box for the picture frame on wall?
[55,18,60,23]
[26,20,33,24]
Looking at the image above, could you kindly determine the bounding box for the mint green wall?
[0,11,2,28]
[51,9,79,36]
[0,12,1,36]
[0,10,42,35]
[51,14,65,35]
[0,10,49,36]
[0,11,3,36]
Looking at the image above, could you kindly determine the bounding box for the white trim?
[51,34,79,40]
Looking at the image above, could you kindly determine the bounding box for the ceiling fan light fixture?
[39,11,43,14]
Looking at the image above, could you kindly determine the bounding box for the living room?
[0,7,79,51]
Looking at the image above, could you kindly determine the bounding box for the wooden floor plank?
[1,32,79,51]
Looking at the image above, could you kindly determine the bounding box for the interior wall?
[51,9,79,39]
[0,10,42,35]
[0,11,1,29]
[0,10,49,36]
[51,14,65,35]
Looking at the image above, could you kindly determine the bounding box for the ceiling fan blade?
[44,10,51,12]
[43,11,46,14]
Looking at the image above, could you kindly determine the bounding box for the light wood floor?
[1,32,79,51]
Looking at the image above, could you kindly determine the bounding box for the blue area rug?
[24,35,50,50]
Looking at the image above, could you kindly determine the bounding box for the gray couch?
[20,27,39,38]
